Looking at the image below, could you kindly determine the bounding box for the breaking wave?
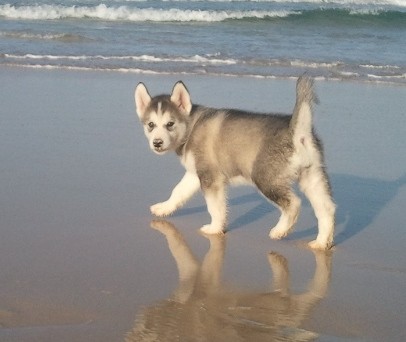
[0,4,295,22]
[1,3,404,23]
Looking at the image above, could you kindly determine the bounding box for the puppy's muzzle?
[153,139,163,149]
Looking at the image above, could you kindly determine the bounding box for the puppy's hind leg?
[258,184,301,240]
[299,166,335,250]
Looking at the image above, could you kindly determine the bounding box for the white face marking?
[157,101,162,116]
[144,108,186,155]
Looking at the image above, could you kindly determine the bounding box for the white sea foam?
[360,64,400,70]
[289,60,342,69]
[2,60,403,85]
[148,0,406,5]
[190,0,406,6]
[4,54,89,60]
[367,73,406,79]
[3,53,238,65]
[0,4,295,22]
[0,31,91,42]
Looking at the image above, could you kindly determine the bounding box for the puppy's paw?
[150,201,176,217]
[308,239,332,250]
[269,228,288,240]
[200,224,224,235]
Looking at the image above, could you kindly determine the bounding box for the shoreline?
[1,64,405,87]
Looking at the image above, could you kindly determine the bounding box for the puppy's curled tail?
[289,75,319,135]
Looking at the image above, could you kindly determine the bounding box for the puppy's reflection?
[126,220,332,342]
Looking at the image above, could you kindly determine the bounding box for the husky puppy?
[134,76,335,250]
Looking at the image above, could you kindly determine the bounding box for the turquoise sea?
[1,0,405,84]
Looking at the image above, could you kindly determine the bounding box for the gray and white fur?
[134,76,335,250]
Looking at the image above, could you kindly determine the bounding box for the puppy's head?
[134,81,192,155]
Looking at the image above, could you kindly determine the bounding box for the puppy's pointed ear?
[135,82,151,119]
[171,81,192,115]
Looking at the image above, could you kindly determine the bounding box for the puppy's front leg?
[151,172,200,217]
[200,181,227,235]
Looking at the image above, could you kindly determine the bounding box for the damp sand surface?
[0,67,405,341]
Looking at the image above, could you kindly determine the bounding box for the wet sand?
[0,67,405,341]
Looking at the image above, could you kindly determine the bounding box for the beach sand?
[0,67,405,341]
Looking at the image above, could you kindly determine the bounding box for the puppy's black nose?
[153,139,163,148]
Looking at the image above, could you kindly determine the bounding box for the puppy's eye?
[166,121,175,128]
[147,122,155,129]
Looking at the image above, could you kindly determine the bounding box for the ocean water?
[0,0,405,84]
